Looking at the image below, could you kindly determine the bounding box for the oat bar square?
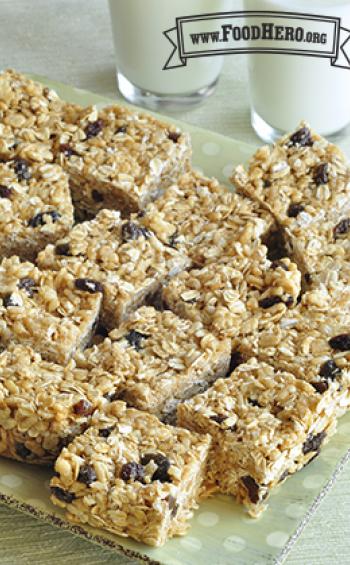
[0,344,124,464]
[50,401,211,547]
[37,210,189,329]
[0,256,102,364]
[177,358,337,517]
[0,158,73,261]
[232,123,350,276]
[54,104,191,217]
[75,306,231,419]
[138,170,274,265]
[163,257,301,340]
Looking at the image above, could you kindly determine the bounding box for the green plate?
[0,76,349,565]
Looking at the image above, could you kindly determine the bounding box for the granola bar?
[236,290,350,416]
[163,257,301,340]
[50,401,211,546]
[0,256,102,364]
[232,124,350,276]
[0,69,64,158]
[0,344,124,464]
[0,157,73,261]
[54,104,191,218]
[75,306,231,419]
[137,170,274,265]
[37,210,189,329]
[177,358,337,517]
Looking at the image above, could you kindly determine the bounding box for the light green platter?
[0,76,349,565]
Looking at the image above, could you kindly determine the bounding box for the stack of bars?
[0,70,350,547]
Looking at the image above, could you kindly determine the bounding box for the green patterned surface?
[0,77,349,565]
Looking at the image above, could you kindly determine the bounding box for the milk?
[245,0,350,137]
[108,0,232,97]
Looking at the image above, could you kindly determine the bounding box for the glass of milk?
[108,0,233,111]
[245,0,350,141]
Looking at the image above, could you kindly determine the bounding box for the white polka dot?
[285,503,306,519]
[302,474,325,489]
[179,536,202,551]
[202,142,221,156]
[222,163,234,178]
[0,474,23,488]
[266,531,289,548]
[223,535,246,553]
[197,511,219,527]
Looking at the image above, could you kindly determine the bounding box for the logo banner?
[163,10,350,70]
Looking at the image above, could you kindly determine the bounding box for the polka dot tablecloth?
[0,76,349,565]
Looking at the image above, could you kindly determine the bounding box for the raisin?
[141,453,171,483]
[168,231,179,248]
[73,399,94,416]
[228,351,244,374]
[313,163,329,186]
[334,218,350,239]
[329,334,350,351]
[98,427,114,438]
[121,221,152,242]
[15,443,32,459]
[59,143,77,157]
[302,431,326,455]
[50,486,76,503]
[77,464,97,485]
[319,359,341,380]
[96,325,109,338]
[75,278,103,294]
[248,398,262,408]
[13,158,31,181]
[284,295,294,307]
[116,126,127,134]
[91,189,104,202]
[264,179,272,188]
[120,462,145,482]
[258,295,283,309]
[168,131,181,143]
[287,203,305,218]
[289,127,313,147]
[167,495,179,517]
[18,277,36,297]
[0,185,12,198]
[55,243,71,256]
[85,119,104,139]
[124,330,149,351]
[311,381,329,394]
[241,475,260,504]
[210,414,226,424]
[3,294,21,308]
[28,210,61,227]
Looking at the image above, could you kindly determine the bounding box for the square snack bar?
[37,209,189,329]
[137,170,274,266]
[0,157,73,261]
[55,103,192,218]
[0,69,65,158]
[163,257,301,341]
[0,344,125,464]
[232,123,350,276]
[75,306,231,419]
[50,401,211,547]
[177,358,337,517]
[0,256,102,364]
[236,289,350,416]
